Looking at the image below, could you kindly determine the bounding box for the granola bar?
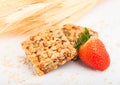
[62,24,98,45]
[22,27,77,75]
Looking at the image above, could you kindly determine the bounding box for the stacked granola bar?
[62,24,98,45]
[22,27,77,75]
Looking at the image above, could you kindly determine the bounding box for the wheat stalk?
[0,0,101,37]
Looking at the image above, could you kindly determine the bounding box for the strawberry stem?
[74,28,91,50]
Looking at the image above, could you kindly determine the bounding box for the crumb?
[104,78,107,81]
[108,81,112,84]
[57,71,64,76]
[19,56,29,65]
[75,72,80,76]
[8,72,25,83]
[67,75,77,81]
[116,42,120,47]
[1,57,14,68]
[19,56,38,76]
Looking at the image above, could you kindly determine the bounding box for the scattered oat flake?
[1,57,14,68]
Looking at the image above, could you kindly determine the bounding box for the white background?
[0,0,120,85]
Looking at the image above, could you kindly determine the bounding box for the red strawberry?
[74,28,110,71]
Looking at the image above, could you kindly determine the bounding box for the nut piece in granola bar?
[21,27,77,76]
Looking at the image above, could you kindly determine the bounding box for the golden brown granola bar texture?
[62,24,98,46]
[22,27,77,76]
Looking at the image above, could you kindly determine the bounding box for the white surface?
[0,0,120,85]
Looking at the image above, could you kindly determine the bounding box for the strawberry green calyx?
[74,28,91,50]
